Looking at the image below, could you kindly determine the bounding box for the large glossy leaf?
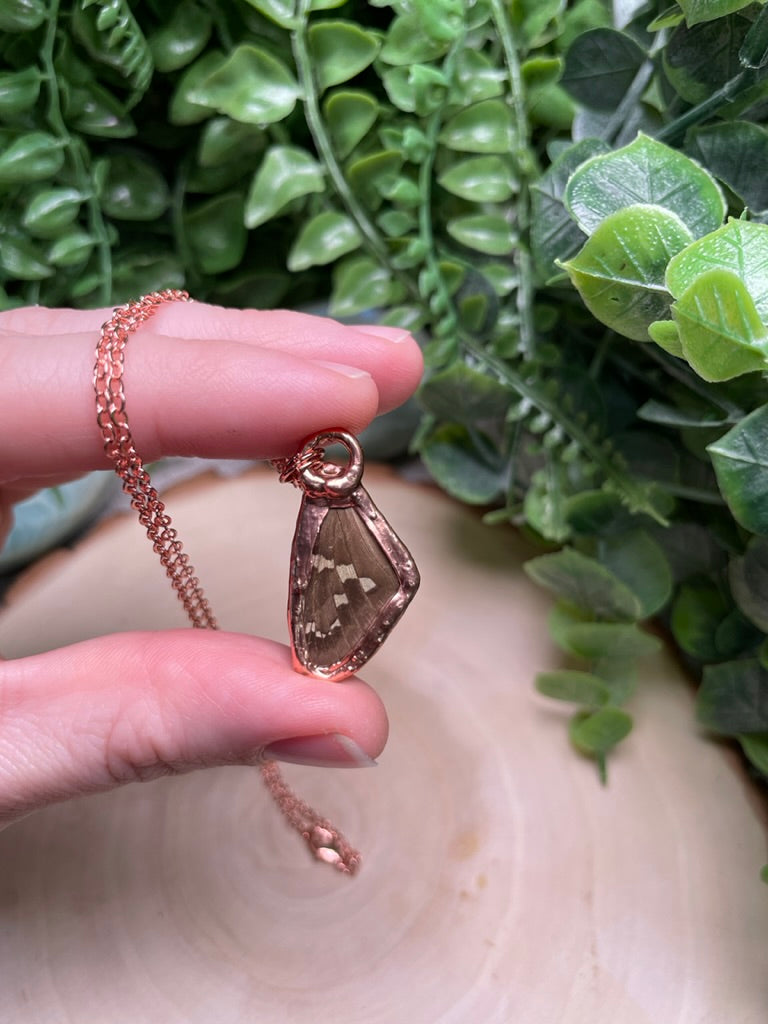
[687,121,768,216]
[665,219,768,321]
[245,146,324,229]
[671,268,768,381]
[438,99,515,154]
[188,45,300,125]
[560,204,693,341]
[708,403,768,533]
[287,211,361,271]
[308,21,380,90]
[565,133,726,238]
[561,28,645,111]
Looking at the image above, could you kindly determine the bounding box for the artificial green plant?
[3,0,768,798]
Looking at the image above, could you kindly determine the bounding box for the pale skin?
[0,301,423,828]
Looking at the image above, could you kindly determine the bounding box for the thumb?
[0,630,387,827]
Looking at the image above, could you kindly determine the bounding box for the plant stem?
[489,0,536,357]
[40,0,112,302]
[290,2,418,302]
[657,70,750,144]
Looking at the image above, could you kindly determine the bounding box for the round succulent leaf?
[22,188,82,238]
[379,14,451,65]
[382,65,447,116]
[287,211,362,271]
[535,670,611,707]
[169,50,224,126]
[697,658,768,734]
[0,234,51,280]
[185,192,247,274]
[323,90,378,159]
[665,219,768,319]
[46,229,94,268]
[308,21,380,91]
[438,155,518,202]
[560,204,693,341]
[561,27,646,112]
[97,154,170,221]
[245,145,324,229]
[446,213,517,256]
[148,0,212,72]
[330,256,392,318]
[708,403,768,534]
[671,268,768,382]
[65,81,135,139]
[0,0,46,31]
[198,117,266,168]
[0,66,41,116]
[346,149,403,209]
[449,48,507,104]
[0,132,65,184]
[565,133,725,238]
[438,99,516,154]
[188,45,300,125]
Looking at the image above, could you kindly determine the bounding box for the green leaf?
[46,229,93,268]
[438,99,515,154]
[239,0,296,28]
[671,582,730,660]
[664,12,764,104]
[185,192,247,274]
[324,90,378,159]
[647,319,685,357]
[438,156,517,202]
[419,423,507,504]
[330,256,392,317]
[671,268,768,382]
[97,154,169,221]
[536,670,611,706]
[678,0,756,26]
[0,0,46,32]
[65,81,135,139]
[446,213,516,256]
[287,211,361,271]
[148,0,212,72]
[418,363,510,424]
[560,204,693,341]
[22,188,82,239]
[565,133,725,239]
[379,13,451,65]
[346,150,403,209]
[665,219,768,321]
[597,529,673,618]
[687,121,768,216]
[245,146,324,229]
[729,537,768,631]
[188,45,300,125]
[0,132,65,184]
[449,48,507,104]
[524,548,643,621]
[198,117,266,168]
[569,707,633,777]
[308,21,380,91]
[708,404,768,534]
[168,50,224,126]
[0,66,41,116]
[0,234,51,280]
[561,28,646,111]
[739,733,768,775]
[382,65,448,116]
[559,621,661,659]
[697,658,768,733]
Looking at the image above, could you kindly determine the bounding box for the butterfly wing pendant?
[286,432,420,681]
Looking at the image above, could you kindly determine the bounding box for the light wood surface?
[0,468,766,1023]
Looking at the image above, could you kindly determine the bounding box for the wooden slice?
[0,468,766,1023]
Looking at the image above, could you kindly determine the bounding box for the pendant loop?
[297,430,363,500]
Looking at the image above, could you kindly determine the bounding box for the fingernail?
[314,360,372,379]
[262,733,378,768]
[353,325,412,343]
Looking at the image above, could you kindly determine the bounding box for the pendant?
[285,431,420,681]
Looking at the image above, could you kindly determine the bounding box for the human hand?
[0,301,422,828]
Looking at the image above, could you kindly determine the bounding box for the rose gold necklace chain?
[94,289,360,875]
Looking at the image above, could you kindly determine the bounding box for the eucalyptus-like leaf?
[569,708,633,774]
[535,670,611,707]
[446,213,516,256]
[323,90,378,158]
[308,21,380,91]
[330,256,392,317]
[524,548,643,621]
[565,133,725,238]
[438,156,517,202]
[666,219,768,321]
[245,146,324,229]
[671,269,768,382]
[597,529,673,619]
[560,204,693,341]
[287,211,361,271]
[697,658,768,733]
[561,28,646,112]
[556,621,661,659]
[708,403,768,534]
[670,582,730,660]
[419,423,507,505]
[438,99,515,154]
[418,362,510,424]
[188,45,300,125]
